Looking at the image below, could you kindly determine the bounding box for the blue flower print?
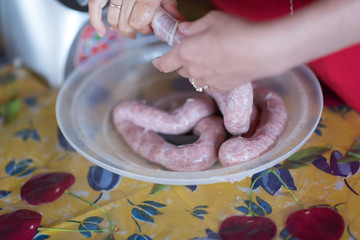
[251,165,297,196]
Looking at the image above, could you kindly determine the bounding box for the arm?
[153,0,360,91]
[272,0,360,70]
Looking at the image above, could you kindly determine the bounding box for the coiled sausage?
[218,84,288,166]
[113,96,216,135]
[206,83,253,135]
[151,6,185,47]
[114,116,227,171]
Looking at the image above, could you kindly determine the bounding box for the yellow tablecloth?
[1,63,360,240]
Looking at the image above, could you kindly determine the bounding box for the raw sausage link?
[218,84,288,166]
[151,6,185,47]
[204,89,228,114]
[114,116,227,171]
[242,104,260,139]
[206,82,253,135]
[112,96,216,135]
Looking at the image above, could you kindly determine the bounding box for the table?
[1,39,360,240]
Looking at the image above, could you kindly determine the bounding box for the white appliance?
[0,0,91,87]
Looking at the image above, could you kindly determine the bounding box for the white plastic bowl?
[56,36,323,185]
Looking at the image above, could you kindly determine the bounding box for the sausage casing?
[115,116,227,171]
[219,84,288,166]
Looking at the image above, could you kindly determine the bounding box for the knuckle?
[129,17,147,31]
[190,67,209,80]
[107,16,117,26]
[178,46,191,62]
[129,3,153,30]
[107,21,117,27]
[188,68,200,79]
[121,29,136,36]
[117,24,134,35]
[137,27,152,35]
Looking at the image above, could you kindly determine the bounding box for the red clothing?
[211,0,360,112]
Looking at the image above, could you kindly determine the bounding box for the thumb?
[178,11,216,36]
[178,20,207,37]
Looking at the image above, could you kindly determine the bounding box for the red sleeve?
[210,0,315,21]
[308,45,360,113]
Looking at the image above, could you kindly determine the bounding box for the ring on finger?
[109,2,122,9]
[189,78,208,92]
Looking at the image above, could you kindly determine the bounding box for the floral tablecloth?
[1,37,360,239]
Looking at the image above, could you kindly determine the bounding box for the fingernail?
[178,22,190,31]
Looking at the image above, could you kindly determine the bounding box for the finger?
[178,21,208,37]
[152,49,182,73]
[107,0,122,29]
[178,11,220,36]
[89,0,108,37]
[176,67,211,82]
[118,0,138,39]
[161,0,184,21]
[129,0,161,34]
[175,67,190,79]
[203,74,242,92]
[207,85,225,93]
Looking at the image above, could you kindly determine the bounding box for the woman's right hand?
[153,11,294,91]
[88,0,183,38]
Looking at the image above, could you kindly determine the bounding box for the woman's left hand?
[89,0,182,38]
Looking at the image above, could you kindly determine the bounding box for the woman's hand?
[152,11,292,91]
[89,0,183,38]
